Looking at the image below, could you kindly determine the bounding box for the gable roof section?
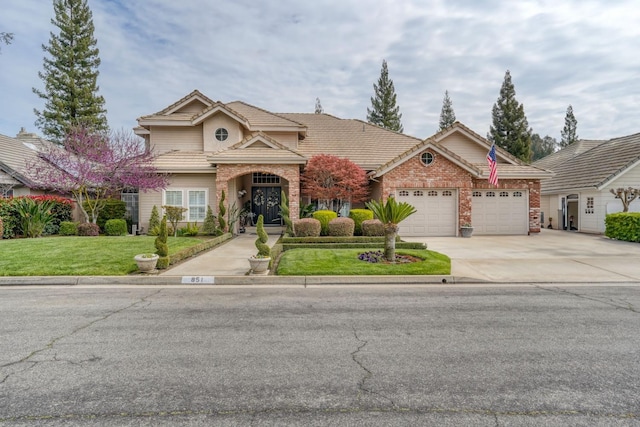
[279,113,423,170]
[153,150,215,173]
[157,90,215,115]
[207,132,307,165]
[536,133,640,193]
[371,123,551,180]
[0,131,47,186]
[227,101,307,134]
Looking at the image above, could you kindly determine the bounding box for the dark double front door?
[251,186,281,226]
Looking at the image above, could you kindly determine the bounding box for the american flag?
[487,144,498,186]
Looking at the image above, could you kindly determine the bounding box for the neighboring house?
[135,90,551,236]
[534,133,640,234]
[0,128,50,198]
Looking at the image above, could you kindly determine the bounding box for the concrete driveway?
[405,229,640,283]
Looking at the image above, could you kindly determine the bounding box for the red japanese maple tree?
[301,154,369,213]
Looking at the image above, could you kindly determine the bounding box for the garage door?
[397,189,457,236]
[472,190,528,235]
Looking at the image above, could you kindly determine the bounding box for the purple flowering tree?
[27,126,168,224]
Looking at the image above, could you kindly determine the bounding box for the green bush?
[155,215,170,269]
[59,221,78,236]
[0,199,17,238]
[349,209,374,236]
[148,205,160,235]
[362,219,384,236]
[293,218,321,237]
[312,210,337,236]
[255,215,271,257]
[605,212,640,242]
[202,205,218,235]
[178,222,200,237]
[83,199,126,232]
[77,222,100,236]
[105,219,128,236]
[328,217,355,237]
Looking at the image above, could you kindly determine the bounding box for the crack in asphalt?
[534,285,639,313]
[350,326,396,407]
[0,406,637,423]
[0,290,162,382]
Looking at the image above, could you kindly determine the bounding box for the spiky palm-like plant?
[365,197,416,262]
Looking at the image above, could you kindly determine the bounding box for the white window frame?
[162,188,208,222]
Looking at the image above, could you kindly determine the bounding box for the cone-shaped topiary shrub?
[155,215,170,269]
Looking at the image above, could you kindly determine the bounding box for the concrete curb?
[0,274,485,287]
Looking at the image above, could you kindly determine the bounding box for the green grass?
[0,236,206,276]
[276,248,451,275]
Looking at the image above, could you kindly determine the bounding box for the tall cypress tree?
[487,70,532,162]
[438,90,456,131]
[33,0,107,143]
[560,104,578,147]
[366,59,403,133]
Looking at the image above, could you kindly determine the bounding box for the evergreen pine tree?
[366,59,403,133]
[314,98,323,114]
[0,32,14,53]
[487,70,532,162]
[33,0,108,143]
[438,90,456,131]
[560,104,578,147]
[530,134,557,161]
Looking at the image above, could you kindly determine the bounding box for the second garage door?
[472,190,528,235]
[397,189,457,236]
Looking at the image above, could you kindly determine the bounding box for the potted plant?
[460,222,474,237]
[248,214,271,275]
[134,253,159,272]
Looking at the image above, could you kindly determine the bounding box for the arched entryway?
[216,164,300,231]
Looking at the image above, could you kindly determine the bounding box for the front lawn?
[276,248,450,275]
[0,236,206,276]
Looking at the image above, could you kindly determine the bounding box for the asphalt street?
[1,285,639,426]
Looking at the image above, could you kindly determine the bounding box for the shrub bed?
[105,219,128,236]
[59,221,78,236]
[362,219,384,236]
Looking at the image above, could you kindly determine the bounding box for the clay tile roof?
[227,101,306,129]
[535,133,640,192]
[153,150,215,173]
[278,113,422,170]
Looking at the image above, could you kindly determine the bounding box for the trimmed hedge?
[167,233,233,265]
[282,236,397,244]
[312,210,337,236]
[605,212,640,242]
[105,219,128,236]
[293,218,321,237]
[59,221,78,236]
[282,242,426,251]
[362,219,384,236]
[349,209,373,235]
[328,217,355,237]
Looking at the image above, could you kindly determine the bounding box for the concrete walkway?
[162,229,280,277]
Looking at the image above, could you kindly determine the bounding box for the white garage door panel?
[397,189,456,237]
[472,190,527,235]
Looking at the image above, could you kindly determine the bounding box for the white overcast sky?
[1,0,639,142]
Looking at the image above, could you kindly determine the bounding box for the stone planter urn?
[248,257,271,275]
[460,226,474,238]
[134,254,159,273]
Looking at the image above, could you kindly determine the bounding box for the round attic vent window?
[215,128,229,141]
[420,151,434,166]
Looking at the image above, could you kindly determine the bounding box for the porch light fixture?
[238,189,247,198]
